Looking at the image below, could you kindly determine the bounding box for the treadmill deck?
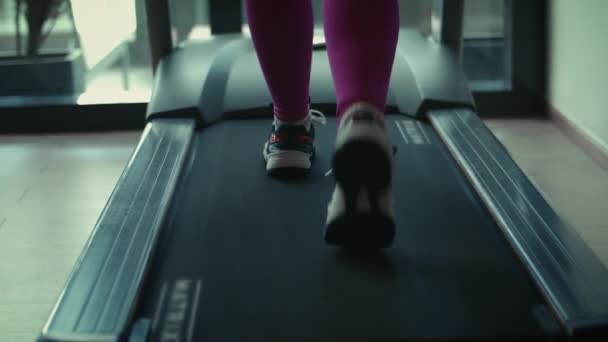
[137,115,546,341]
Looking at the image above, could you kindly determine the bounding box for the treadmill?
[40,1,608,341]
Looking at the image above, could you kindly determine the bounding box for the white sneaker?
[324,103,396,249]
[263,110,326,178]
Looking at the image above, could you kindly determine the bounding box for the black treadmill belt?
[137,115,546,341]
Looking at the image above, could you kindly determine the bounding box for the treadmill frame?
[39,1,608,341]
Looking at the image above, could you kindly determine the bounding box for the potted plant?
[0,0,85,96]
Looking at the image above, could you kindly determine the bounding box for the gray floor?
[0,118,607,341]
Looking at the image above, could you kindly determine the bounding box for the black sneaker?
[263,110,326,178]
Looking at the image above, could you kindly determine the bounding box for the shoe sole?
[325,139,395,249]
[264,150,312,179]
[325,212,395,250]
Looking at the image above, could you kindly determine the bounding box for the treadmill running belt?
[136,115,547,341]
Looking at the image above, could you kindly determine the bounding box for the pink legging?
[245,0,399,122]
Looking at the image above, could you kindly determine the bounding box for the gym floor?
[1,118,607,341]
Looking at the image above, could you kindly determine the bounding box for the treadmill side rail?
[39,119,196,342]
[429,108,608,338]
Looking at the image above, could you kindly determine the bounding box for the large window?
[0,0,513,107]
[237,0,511,91]
[0,0,153,104]
[180,1,435,44]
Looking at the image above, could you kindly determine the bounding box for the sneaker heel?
[332,139,392,194]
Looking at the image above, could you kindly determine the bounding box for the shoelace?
[310,109,327,126]
[307,109,333,176]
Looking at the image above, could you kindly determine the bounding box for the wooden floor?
[486,118,608,263]
[0,131,139,342]
[0,119,607,341]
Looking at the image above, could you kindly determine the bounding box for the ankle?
[274,111,311,129]
[338,102,385,128]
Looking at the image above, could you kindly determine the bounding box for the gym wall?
[548,0,608,156]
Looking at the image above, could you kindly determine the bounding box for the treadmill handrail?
[430,108,608,338]
[40,119,196,342]
[432,0,465,61]
[145,0,173,73]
